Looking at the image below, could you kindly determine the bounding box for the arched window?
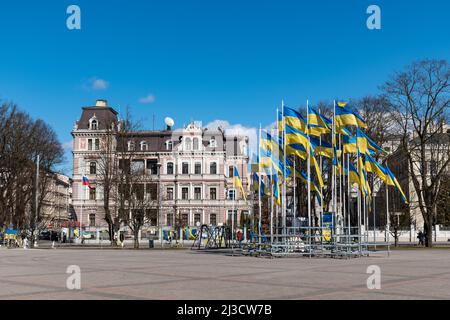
[185,137,192,151]
[210,162,217,174]
[128,141,135,151]
[193,138,199,150]
[89,162,97,175]
[89,117,98,130]
[210,136,217,148]
[167,162,174,175]
[140,141,148,151]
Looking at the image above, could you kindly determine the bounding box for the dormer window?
[89,116,98,130]
[166,140,173,151]
[128,141,135,151]
[210,136,217,148]
[193,138,199,150]
[140,141,148,151]
[185,137,192,151]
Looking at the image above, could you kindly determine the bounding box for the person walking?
[417,230,424,246]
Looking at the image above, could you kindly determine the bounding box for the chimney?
[95,99,108,107]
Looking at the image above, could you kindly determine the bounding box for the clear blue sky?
[0,0,449,173]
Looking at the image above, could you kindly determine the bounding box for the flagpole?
[385,161,390,246]
[293,156,296,233]
[332,100,337,246]
[306,100,312,256]
[347,153,351,254]
[258,124,262,249]
[339,132,343,246]
[232,166,235,243]
[318,108,324,249]
[282,100,287,246]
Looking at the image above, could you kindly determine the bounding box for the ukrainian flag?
[273,172,281,206]
[284,107,308,133]
[307,106,332,136]
[357,150,371,198]
[278,110,284,134]
[345,162,361,188]
[364,152,389,184]
[343,132,358,154]
[233,166,246,201]
[285,124,310,149]
[252,172,266,198]
[356,128,387,154]
[309,136,334,159]
[335,104,367,129]
[385,165,408,204]
[287,143,307,160]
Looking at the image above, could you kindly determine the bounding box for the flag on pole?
[252,172,266,198]
[284,107,308,133]
[273,171,281,206]
[82,176,93,189]
[385,165,409,204]
[233,166,247,201]
[356,128,387,154]
[307,106,332,136]
[335,103,367,129]
[364,152,389,184]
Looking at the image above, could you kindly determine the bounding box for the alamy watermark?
[66,5,81,30]
[366,5,381,30]
[366,265,381,290]
[66,265,81,290]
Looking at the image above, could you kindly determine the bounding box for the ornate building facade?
[71,100,250,237]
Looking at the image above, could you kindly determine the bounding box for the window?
[89,162,97,175]
[194,213,201,225]
[182,213,189,226]
[140,141,148,151]
[210,187,217,200]
[182,162,189,174]
[146,159,158,175]
[229,166,234,178]
[193,138,199,150]
[89,214,95,226]
[167,214,174,226]
[95,139,100,150]
[133,184,145,201]
[119,159,130,174]
[146,183,157,200]
[147,209,157,226]
[210,162,217,174]
[194,187,201,200]
[185,137,192,151]
[210,137,217,148]
[210,214,217,226]
[128,141,135,151]
[131,160,145,175]
[88,139,93,151]
[227,189,236,200]
[166,187,174,200]
[166,140,173,151]
[89,188,96,200]
[89,118,98,130]
[195,163,201,174]
[181,187,189,200]
[227,210,237,226]
[167,162,174,175]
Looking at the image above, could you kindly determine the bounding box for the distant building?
[41,172,72,229]
[71,100,250,238]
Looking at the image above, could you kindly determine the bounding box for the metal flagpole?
[306,100,312,256]
[339,132,343,246]
[232,166,235,243]
[282,100,287,245]
[332,101,337,246]
[318,108,324,249]
[293,157,296,233]
[347,153,351,254]
[258,124,262,249]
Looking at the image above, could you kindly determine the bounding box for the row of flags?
[249,101,408,214]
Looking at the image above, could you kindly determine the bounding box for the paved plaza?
[1,248,450,300]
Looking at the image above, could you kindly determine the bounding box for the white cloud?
[205,120,258,156]
[139,94,156,104]
[84,77,109,91]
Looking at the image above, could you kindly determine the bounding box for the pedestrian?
[417,230,424,246]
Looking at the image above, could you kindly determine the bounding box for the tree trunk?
[424,220,433,248]
[134,228,139,249]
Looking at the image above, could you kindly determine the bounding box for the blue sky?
[0,0,449,173]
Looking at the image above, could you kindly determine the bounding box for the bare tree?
[382,59,450,247]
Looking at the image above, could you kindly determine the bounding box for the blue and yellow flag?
[252,172,266,198]
[364,152,389,184]
[233,166,246,201]
[345,162,361,188]
[335,103,367,129]
[385,165,408,204]
[356,128,387,154]
[309,136,334,159]
[273,171,281,206]
[285,124,311,149]
[284,107,308,133]
[343,131,358,154]
[307,106,332,136]
[293,167,323,206]
[287,143,307,160]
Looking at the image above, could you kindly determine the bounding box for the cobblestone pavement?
[1,248,449,299]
